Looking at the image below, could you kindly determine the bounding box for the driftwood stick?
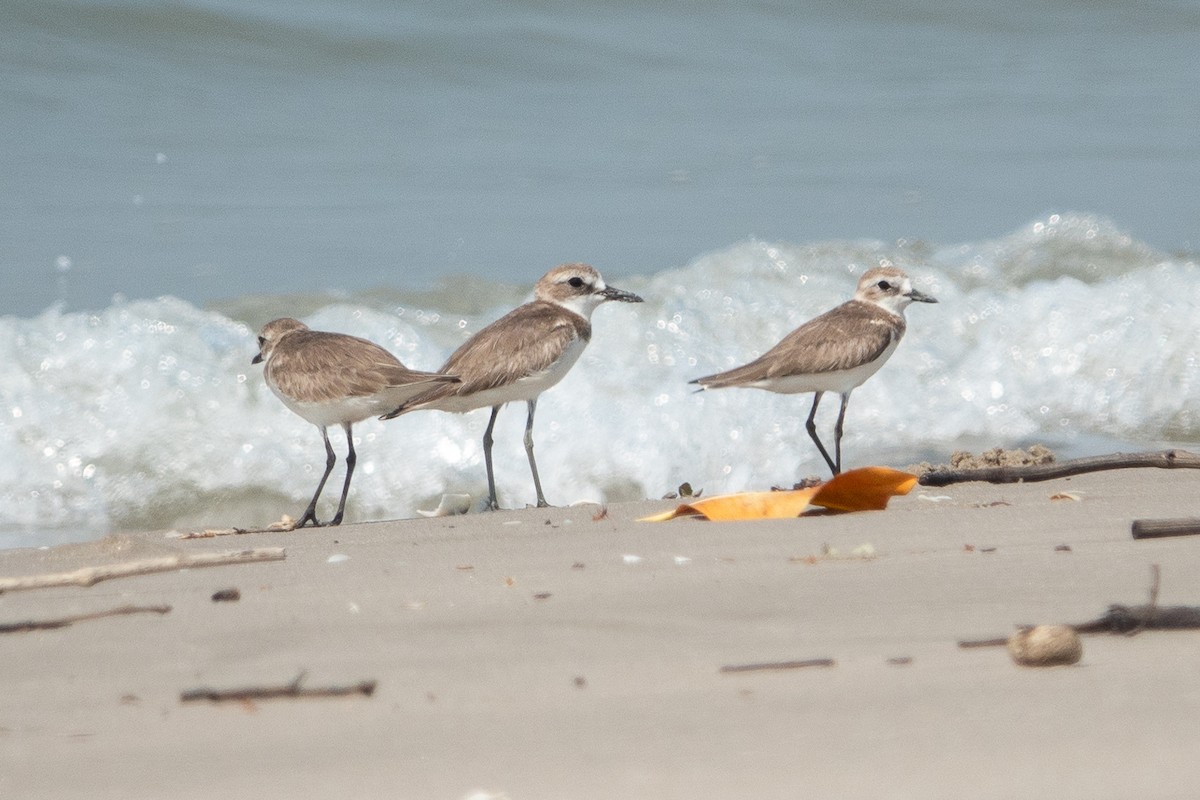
[178,527,278,540]
[178,520,297,540]
[959,606,1200,645]
[0,548,286,595]
[0,604,172,634]
[1130,563,1164,636]
[962,565,1200,643]
[920,449,1200,487]
[180,673,377,704]
[1131,518,1200,540]
[1070,604,1200,634]
[719,658,836,673]
[961,563,1200,644]
[957,637,1011,649]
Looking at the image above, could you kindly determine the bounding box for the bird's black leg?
[329,422,355,526]
[482,405,502,511]
[298,426,337,528]
[832,392,851,475]
[524,398,548,508]
[805,392,839,476]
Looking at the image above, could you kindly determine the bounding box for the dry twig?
[1131,518,1200,540]
[180,672,376,704]
[957,637,1009,648]
[920,449,1200,487]
[0,548,286,595]
[178,517,296,540]
[0,604,171,634]
[1125,564,1162,636]
[1070,604,1200,634]
[960,563,1200,646]
[719,658,835,673]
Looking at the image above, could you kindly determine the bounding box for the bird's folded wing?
[385,302,590,414]
[445,303,589,394]
[698,301,900,386]
[269,333,450,403]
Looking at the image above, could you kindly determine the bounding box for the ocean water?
[5,0,1199,314]
[2,2,1199,547]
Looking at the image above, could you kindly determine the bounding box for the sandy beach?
[3,467,1199,799]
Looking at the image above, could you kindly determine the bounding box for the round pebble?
[1007,624,1083,667]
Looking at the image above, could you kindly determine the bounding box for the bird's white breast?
[268,375,437,428]
[745,336,901,395]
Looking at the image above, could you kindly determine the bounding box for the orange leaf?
[637,506,696,522]
[637,489,818,522]
[689,488,820,521]
[638,466,917,522]
[810,467,919,512]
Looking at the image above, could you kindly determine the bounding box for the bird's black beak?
[907,289,938,303]
[600,286,643,303]
[251,352,264,365]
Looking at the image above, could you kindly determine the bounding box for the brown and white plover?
[690,266,936,475]
[252,317,459,527]
[382,264,643,510]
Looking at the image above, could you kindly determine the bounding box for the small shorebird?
[252,318,459,527]
[383,263,643,510]
[690,266,937,475]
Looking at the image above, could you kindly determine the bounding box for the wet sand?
[2,468,1199,799]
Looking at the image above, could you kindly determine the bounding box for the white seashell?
[417,493,472,517]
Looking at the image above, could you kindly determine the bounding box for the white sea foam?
[2,215,1197,546]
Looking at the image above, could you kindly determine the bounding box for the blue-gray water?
[2,1,1199,547]
[5,0,1199,312]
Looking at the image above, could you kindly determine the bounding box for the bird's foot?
[296,508,323,528]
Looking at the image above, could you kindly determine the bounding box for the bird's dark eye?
[257,336,266,346]
[568,276,586,288]
[877,280,892,291]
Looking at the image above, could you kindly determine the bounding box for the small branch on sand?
[957,611,1200,646]
[0,604,171,634]
[957,637,1010,648]
[719,658,836,674]
[1131,518,1200,540]
[0,548,286,595]
[180,672,377,704]
[1125,564,1162,636]
[1064,562,1200,635]
[177,516,296,540]
[919,449,1200,487]
[960,563,1200,646]
[1070,604,1200,634]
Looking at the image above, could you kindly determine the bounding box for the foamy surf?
[2,215,1196,547]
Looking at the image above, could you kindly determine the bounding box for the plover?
[252,317,459,527]
[382,263,643,510]
[690,266,936,475]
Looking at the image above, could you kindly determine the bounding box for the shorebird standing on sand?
[690,266,937,476]
[253,318,460,527]
[382,263,644,510]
